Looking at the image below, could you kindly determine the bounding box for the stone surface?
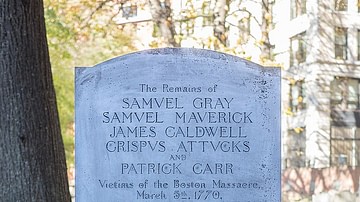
[75,48,280,201]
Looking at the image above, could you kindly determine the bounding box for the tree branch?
[80,0,113,29]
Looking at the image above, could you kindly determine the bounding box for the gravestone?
[75,48,280,201]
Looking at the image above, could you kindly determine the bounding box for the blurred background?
[44,0,360,201]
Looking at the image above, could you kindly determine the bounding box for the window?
[290,32,306,66]
[201,0,213,27]
[160,1,166,9]
[358,30,360,60]
[335,0,348,11]
[335,27,348,60]
[289,80,306,113]
[331,77,360,110]
[285,128,306,168]
[179,1,195,36]
[291,0,306,19]
[122,5,137,18]
[330,126,360,166]
[238,17,250,44]
[179,21,195,36]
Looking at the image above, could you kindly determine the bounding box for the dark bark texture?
[0,0,70,201]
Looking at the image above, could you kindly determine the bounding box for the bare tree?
[214,0,230,47]
[0,0,71,201]
[148,0,179,47]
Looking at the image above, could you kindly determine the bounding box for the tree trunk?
[213,0,229,48]
[0,0,70,201]
[148,0,179,47]
[260,0,273,62]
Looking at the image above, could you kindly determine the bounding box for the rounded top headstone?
[75,48,280,202]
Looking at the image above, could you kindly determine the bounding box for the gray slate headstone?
[75,48,280,201]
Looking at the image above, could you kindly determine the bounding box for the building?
[272,0,360,169]
[270,1,360,200]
